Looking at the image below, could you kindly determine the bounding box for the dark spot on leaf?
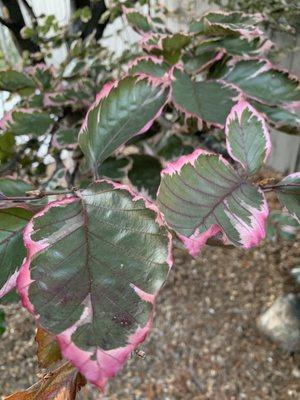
[112,313,134,328]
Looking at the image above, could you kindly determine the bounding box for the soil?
[1,236,300,399]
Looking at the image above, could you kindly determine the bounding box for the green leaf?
[157,134,193,161]
[8,111,53,136]
[33,67,53,90]
[0,309,5,336]
[0,178,33,196]
[196,36,272,56]
[125,10,152,32]
[80,6,92,23]
[189,19,204,34]
[0,289,20,305]
[202,11,262,38]
[275,173,300,222]
[0,132,15,163]
[0,208,33,298]
[250,100,300,129]
[0,70,35,93]
[267,210,299,241]
[157,149,268,257]
[161,34,191,64]
[128,154,162,198]
[171,69,239,126]
[79,76,169,169]
[162,34,191,53]
[72,6,92,23]
[128,58,169,78]
[55,128,79,148]
[18,181,171,389]
[225,100,271,175]
[183,50,221,74]
[98,156,130,179]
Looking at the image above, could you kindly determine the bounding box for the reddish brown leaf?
[35,327,62,368]
[5,363,86,400]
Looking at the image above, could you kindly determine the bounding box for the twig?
[0,16,12,29]
[0,189,77,202]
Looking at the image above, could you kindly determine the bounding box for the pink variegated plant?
[0,5,300,399]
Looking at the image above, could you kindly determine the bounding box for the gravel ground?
[1,236,300,399]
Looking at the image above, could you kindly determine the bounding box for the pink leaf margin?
[79,74,173,163]
[0,269,20,299]
[158,149,224,257]
[158,148,269,257]
[170,68,242,129]
[225,99,271,170]
[17,181,173,390]
[226,57,300,110]
[277,172,300,223]
[201,10,264,41]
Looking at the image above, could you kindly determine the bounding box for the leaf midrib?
[194,179,244,231]
[96,81,165,164]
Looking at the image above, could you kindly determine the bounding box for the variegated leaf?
[267,210,299,241]
[225,100,271,174]
[202,11,263,39]
[5,110,53,136]
[79,77,169,169]
[157,149,268,257]
[124,8,152,33]
[0,70,36,94]
[161,33,191,64]
[171,69,240,126]
[128,56,170,82]
[275,173,300,222]
[0,178,46,211]
[220,59,300,106]
[0,208,33,298]
[250,100,300,129]
[0,178,33,197]
[17,181,172,389]
[183,50,222,74]
[196,36,272,57]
